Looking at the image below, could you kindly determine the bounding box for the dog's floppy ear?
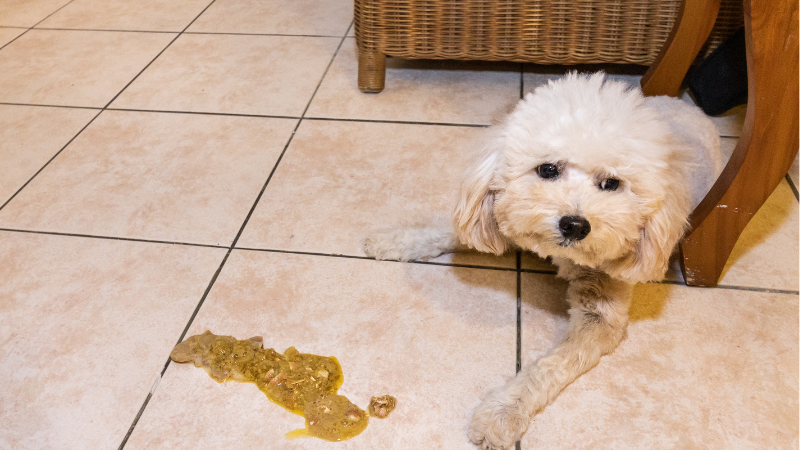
[608,188,691,283]
[452,137,508,255]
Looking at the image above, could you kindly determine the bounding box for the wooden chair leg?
[640,0,722,96]
[679,0,799,286]
[358,48,386,93]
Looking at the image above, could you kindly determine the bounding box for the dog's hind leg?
[363,227,464,262]
[468,269,633,450]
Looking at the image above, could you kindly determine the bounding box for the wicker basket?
[354,0,743,92]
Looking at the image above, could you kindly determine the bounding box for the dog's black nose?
[559,216,591,241]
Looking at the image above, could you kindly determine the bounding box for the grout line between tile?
[31,28,350,38]
[715,284,799,295]
[173,249,234,348]
[304,116,490,128]
[0,101,102,110]
[234,246,519,272]
[0,109,103,211]
[105,106,299,120]
[0,30,27,51]
[2,225,791,295]
[117,22,354,449]
[519,63,524,100]
[2,0,218,215]
[0,0,78,50]
[657,279,799,295]
[785,174,799,201]
[30,0,77,27]
[520,268,558,275]
[118,392,155,450]
[0,109,489,130]
[101,0,219,110]
[33,27,176,33]
[0,226,518,272]
[183,31,347,38]
[0,227,228,249]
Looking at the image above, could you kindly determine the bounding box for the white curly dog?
[365,72,722,449]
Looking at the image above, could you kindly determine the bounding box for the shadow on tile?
[628,282,673,322]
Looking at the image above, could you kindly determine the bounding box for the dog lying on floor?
[364,72,723,450]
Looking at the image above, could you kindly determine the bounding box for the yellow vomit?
[170,331,395,442]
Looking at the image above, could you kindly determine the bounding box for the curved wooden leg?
[358,48,386,93]
[640,0,722,96]
[679,0,799,286]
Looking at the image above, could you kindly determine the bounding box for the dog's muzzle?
[559,216,591,241]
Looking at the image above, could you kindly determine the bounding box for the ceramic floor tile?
[0,105,97,205]
[124,250,517,449]
[0,29,174,107]
[0,27,26,47]
[0,111,296,246]
[187,0,353,36]
[38,0,212,32]
[716,180,799,290]
[307,39,521,125]
[0,231,226,450]
[719,136,737,166]
[665,180,799,291]
[708,104,746,138]
[111,34,340,116]
[0,0,69,27]
[237,119,515,269]
[519,274,798,449]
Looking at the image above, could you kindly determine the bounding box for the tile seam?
[0,109,103,211]
[116,21,355,449]
[0,101,102,110]
[0,227,228,249]
[1,0,216,214]
[32,27,176,33]
[785,174,799,201]
[1,226,792,294]
[114,1,227,448]
[0,0,78,50]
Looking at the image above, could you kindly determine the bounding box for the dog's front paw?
[364,230,415,261]
[364,228,456,262]
[468,387,529,450]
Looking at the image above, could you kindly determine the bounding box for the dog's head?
[454,73,693,283]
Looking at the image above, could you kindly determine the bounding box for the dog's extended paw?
[364,228,456,262]
[363,230,414,261]
[468,387,529,450]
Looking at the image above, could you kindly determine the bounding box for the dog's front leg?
[364,227,464,261]
[468,270,633,450]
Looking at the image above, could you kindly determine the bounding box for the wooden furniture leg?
[641,0,722,96]
[680,0,799,286]
[358,48,386,93]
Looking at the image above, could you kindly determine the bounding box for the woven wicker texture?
[355,0,743,65]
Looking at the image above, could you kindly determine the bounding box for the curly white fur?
[364,73,722,449]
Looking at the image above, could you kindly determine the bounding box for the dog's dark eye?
[599,178,620,191]
[536,164,559,179]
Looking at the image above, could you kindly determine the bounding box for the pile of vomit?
[170,331,397,442]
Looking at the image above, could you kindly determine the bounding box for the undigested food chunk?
[368,395,398,418]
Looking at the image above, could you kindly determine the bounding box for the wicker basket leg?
[358,48,386,93]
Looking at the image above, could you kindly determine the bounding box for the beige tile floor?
[0,2,797,450]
